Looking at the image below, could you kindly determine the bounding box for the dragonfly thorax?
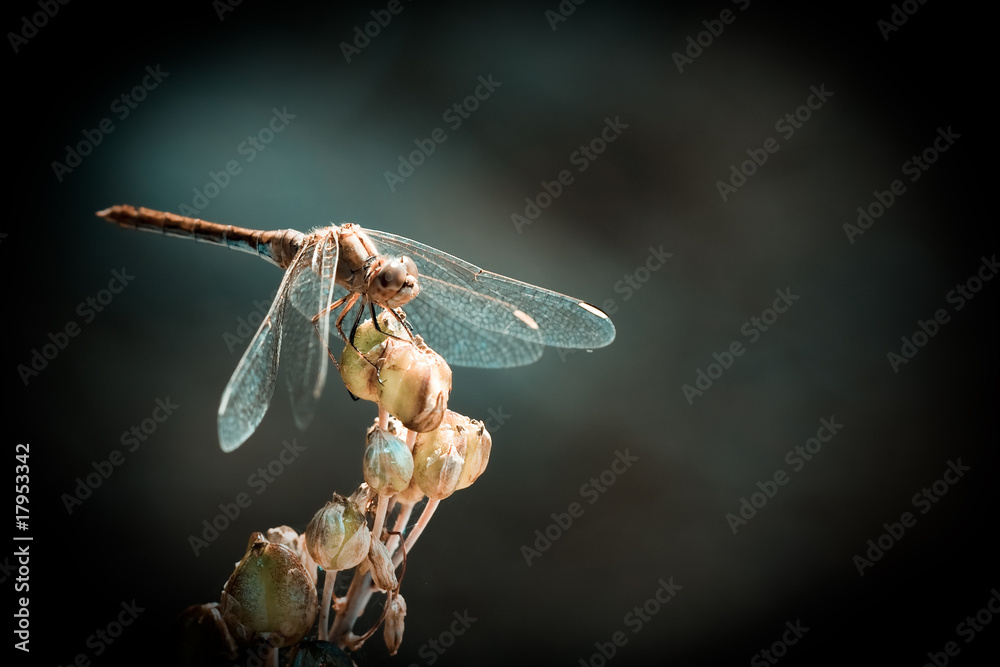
[334,224,420,308]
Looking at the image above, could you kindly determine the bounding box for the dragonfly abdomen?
[97,204,304,269]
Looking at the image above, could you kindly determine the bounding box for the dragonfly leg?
[313,293,353,329]
[371,302,413,342]
[348,297,367,346]
[334,293,361,344]
[381,305,415,340]
[306,293,355,371]
[336,294,382,373]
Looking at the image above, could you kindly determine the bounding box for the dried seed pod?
[367,538,398,592]
[393,477,425,505]
[340,311,452,431]
[372,337,452,433]
[383,594,407,656]
[364,426,414,496]
[220,532,319,648]
[305,493,371,571]
[456,416,492,490]
[265,525,319,585]
[412,418,466,500]
[382,413,406,438]
[265,525,298,550]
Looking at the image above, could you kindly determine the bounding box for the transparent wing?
[217,261,294,453]
[363,228,616,368]
[217,232,338,452]
[283,231,339,430]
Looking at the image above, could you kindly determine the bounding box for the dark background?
[5,1,996,665]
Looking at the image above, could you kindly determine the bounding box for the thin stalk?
[318,568,339,641]
[392,498,440,568]
[371,494,389,542]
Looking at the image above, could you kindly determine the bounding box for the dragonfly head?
[368,255,420,308]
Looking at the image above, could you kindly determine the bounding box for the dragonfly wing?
[363,229,615,368]
[217,263,296,452]
[283,231,339,431]
[399,274,546,367]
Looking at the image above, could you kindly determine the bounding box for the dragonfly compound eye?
[377,262,405,292]
[401,256,418,279]
[372,258,420,307]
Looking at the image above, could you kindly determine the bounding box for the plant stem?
[384,501,414,558]
[318,568,338,641]
[371,494,388,542]
[328,564,372,644]
[392,498,440,568]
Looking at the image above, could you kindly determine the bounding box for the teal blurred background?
[6,1,995,665]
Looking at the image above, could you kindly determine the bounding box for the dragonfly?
[97,205,616,452]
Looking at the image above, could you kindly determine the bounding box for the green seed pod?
[364,425,414,496]
[305,493,371,571]
[220,532,319,648]
[264,526,318,586]
[339,312,410,402]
